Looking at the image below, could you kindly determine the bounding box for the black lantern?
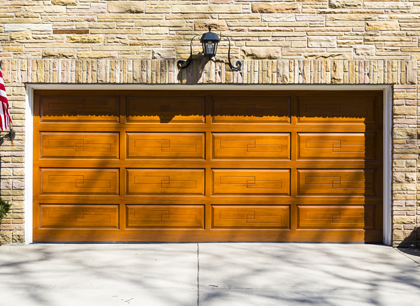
[177,26,241,71]
[201,26,220,58]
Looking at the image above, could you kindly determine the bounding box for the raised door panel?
[127,133,205,159]
[127,96,205,123]
[126,205,204,229]
[40,132,119,159]
[212,96,290,123]
[212,205,290,229]
[297,205,375,229]
[213,133,290,159]
[213,170,290,195]
[298,133,376,160]
[298,169,375,196]
[127,169,205,195]
[39,95,119,123]
[40,169,119,195]
[297,96,377,124]
[40,204,119,229]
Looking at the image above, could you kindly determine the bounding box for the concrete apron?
[0,244,419,306]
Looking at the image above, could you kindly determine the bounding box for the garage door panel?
[298,169,376,196]
[127,169,205,195]
[34,90,383,243]
[40,169,119,195]
[297,133,376,160]
[40,204,119,229]
[297,96,378,124]
[127,133,205,159]
[127,96,205,123]
[297,205,375,229]
[40,95,120,123]
[212,97,290,123]
[213,170,290,195]
[213,133,290,159]
[212,205,290,229]
[126,205,204,229]
[40,132,120,159]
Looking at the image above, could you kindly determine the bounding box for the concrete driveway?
[0,244,419,306]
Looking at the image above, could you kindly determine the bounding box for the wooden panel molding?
[126,205,204,229]
[213,133,290,159]
[298,133,376,160]
[212,96,290,123]
[127,169,205,195]
[40,204,119,229]
[40,169,119,195]
[127,133,205,159]
[40,132,119,159]
[213,169,290,195]
[212,205,290,229]
[297,205,375,229]
[39,95,119,123]
[298,169,375,196]
[127,96,205,123]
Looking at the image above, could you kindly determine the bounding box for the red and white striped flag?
[0,69,12,131]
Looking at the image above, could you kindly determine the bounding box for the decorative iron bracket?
[0,128,16,145]
[226,37,241,71]
[177,36,198,70]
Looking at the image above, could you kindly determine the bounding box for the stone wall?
[0,0,420,247]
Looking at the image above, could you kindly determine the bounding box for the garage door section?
[33,90,383,243]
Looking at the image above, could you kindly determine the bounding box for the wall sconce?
[177,26,241,71]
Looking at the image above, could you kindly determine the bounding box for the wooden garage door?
[33,90,383,243]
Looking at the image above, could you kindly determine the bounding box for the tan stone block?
[241,47,281,59]
[393,106,417,115]
[325,21,365,27]
[251,3,300,13]
[354,45,375,56]
[245,41,290,47]
[331,60,344,84]
[134,20,185,27]
[393,230,415,241]
[108,1,145,13]
[42,49,76,59]
[4,24,51,32]
[329,0,362,9]
[152,48,176,59]
[195,20,228,31]
[10,32,30,40]
[366,21,399,31]
[393,184,416,191]
[0,232,12,244]
[393,128,417,139]
[12,231,24,243]
[308,37,336,48]
[78,52,118,59]
[172,5,241,13]
[292,41,307,48]
[76,22,115,29]
[326,14,376,21]
[51,0,78,5]
[66,35,103,43]
[23,6,66,13]
[261,14,295,22]
[143,28,168,34]
[42,16,84,22]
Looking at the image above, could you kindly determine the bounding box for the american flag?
[0,69,12,131]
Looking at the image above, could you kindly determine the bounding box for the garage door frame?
[24,84,392,245]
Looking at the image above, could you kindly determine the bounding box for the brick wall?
[0,0,420,247]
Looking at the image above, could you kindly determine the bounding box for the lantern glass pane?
[205,42,214,56]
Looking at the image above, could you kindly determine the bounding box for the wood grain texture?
[213,133,290,159]
[40,168,119,195]
[127,169,205,195]
[41,132,119,159]
[297,205,375,229]
[127,133,205,159]
[33,90,383,243]
[40,204,119,229]
[126,205,204,229]
[212,205,290,229]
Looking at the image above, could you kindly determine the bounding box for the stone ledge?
[1,59,417,85]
